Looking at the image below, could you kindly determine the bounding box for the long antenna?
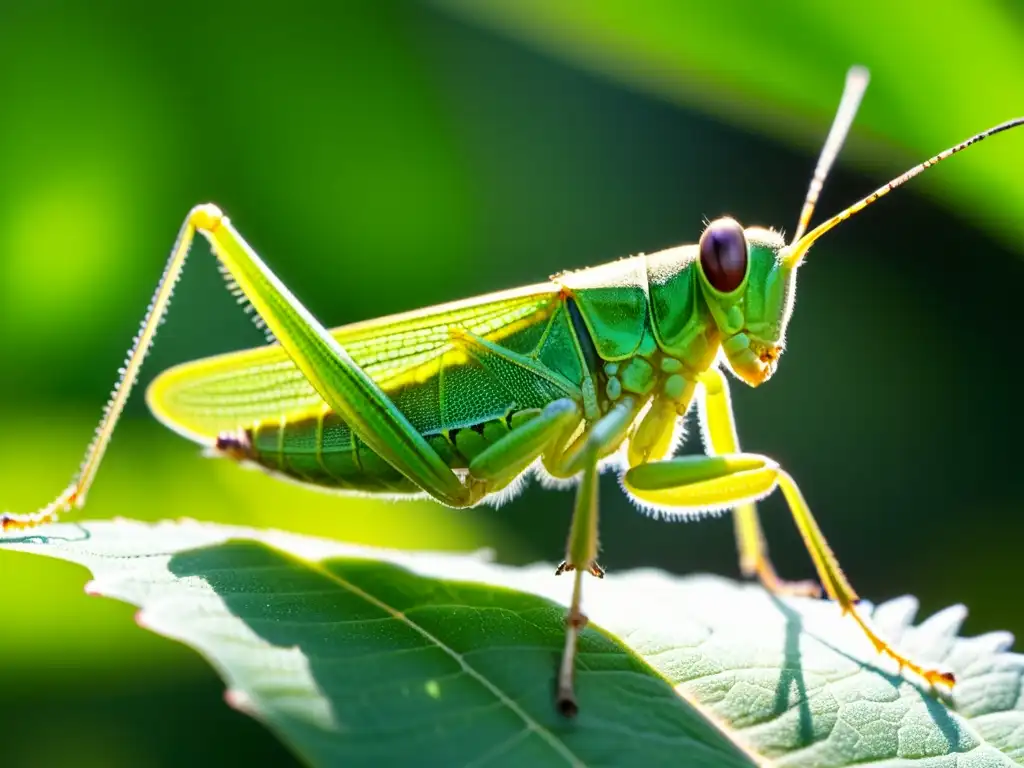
[784,116,1024,267]
[791,66,871,244]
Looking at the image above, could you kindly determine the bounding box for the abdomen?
[150,288,595,496]
[228,405,549,496]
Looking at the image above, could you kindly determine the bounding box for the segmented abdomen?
[233,294,600,494]
[239,406,545,495]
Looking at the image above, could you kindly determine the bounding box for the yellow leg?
[699,368,821,597]
[3,204,476,532]
[624,452,955,687]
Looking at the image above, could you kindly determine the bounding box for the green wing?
[147,282,561,443]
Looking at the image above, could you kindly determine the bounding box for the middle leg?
[545,395,644,715]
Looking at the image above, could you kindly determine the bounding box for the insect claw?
[556,561,604,578]
[557,692,579,718]
[751,559,822,599]
[789,580,824,599]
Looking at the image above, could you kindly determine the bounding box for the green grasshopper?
[3,66,1022,716]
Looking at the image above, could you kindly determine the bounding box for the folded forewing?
[147,282,561,443]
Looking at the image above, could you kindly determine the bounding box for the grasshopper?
[3,67,1022,716]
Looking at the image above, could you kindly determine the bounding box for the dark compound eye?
[699,218,748,293]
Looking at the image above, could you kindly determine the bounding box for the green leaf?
[2,521,1021,767]
[432,0,1024,256]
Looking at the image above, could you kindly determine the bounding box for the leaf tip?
[978,630,1017,654]
[919,603,969,640]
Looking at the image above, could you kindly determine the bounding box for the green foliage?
[3,521,1021,767]
[436,0,1024,254]
[1,4,1022,766]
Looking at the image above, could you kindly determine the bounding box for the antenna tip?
[847,65,871,86]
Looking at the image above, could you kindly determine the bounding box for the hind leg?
[699,368,821,597]
[624,451,955,687]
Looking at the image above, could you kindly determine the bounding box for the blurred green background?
[2,1,1023,766]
